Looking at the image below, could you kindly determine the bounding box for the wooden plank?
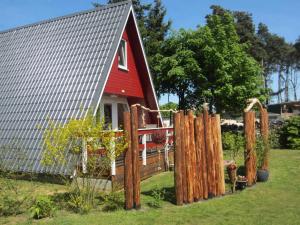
[174,112,183,205]
[131,105,141,209]
[244,111,256,186]
[215,114,225,195]
[185,115,194,203]
[124,111,133,210]
[188,111,198,201]
[180,110,187,203]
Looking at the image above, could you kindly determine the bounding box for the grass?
[1,149,300,225]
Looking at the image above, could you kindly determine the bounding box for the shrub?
[67,191,92,214]
[102,191,124,212]
[222,132,245,161]
[255,135,266,169]
[31,196,55,219]
[279,116,300,149]
[269,127,280,149]
[148,186,165,208]
[0,194,28,216]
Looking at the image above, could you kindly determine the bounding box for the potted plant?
[236,175,248,190]
[255,135,269,182]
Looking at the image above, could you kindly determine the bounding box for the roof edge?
[0,0,132,35]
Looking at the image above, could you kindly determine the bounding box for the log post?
[215,114,225,195]
[124,111,133,210]
[194,115,204,199]
[188,111,198,201]
[131,105,141,209]
[180,110,187,203]
[185,115,194,203]
[174,112,183,205]
[211,116,219,196]
[203,109,215,197]
[244,111,256,186]
[260,108,269,170]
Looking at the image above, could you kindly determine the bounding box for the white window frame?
[99,96,129,131]
[118,39,128,71]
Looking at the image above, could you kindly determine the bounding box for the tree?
[156,11,266,113]
[194,12,266,113]
[145,0,171,93]
[159,102,178,118]
[153,29,202,109]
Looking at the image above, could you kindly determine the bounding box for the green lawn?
[1,150,300,225]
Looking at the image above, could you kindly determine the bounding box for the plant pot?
[236,180,247,190]
[257,169,269,182]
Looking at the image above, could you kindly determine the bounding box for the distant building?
[268,101,300,119]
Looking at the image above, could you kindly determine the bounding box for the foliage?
[159,102,178,118]
[42,110,128,213]
[155,11,266,112]
[31,196,55,219]
[269,127,281,149]
[279,116,300,149]
[102,191,124,212]
[67,191,92,214]
[255,134,266,169]
[0,194,29,217]
[222,132,245,161]
[148,186,165,208]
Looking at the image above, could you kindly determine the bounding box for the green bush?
[0,194,28,217]
[30,196,55,219]
[148,186,165,208]
[279,116,300,149]
[67,191,92,214]
[102,191,124,212]
[222,132,245,161]
[255,135,266,169]
[269,127,280,149]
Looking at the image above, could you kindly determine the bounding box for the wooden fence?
[244,98,269,186]
[174,109,225,205]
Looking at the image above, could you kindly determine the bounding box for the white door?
[99,96,129,130]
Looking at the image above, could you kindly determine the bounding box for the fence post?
[124,111,133,210]
[180,110,187,203]
[142,134,147,166]
[203,108,215,197]
[174,112,183,205]
[164,130,170,171]
[194,115,204,199]
[131,105,141,209]
[260,108,269,170]
[244,111,256,186]
[215,114,225,195]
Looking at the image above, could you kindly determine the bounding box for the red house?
[0,1,168,176]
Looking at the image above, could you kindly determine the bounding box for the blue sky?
[1,0,299,104]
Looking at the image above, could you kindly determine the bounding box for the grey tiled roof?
[0,1,132,174]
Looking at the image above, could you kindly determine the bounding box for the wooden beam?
[124,111,133,210]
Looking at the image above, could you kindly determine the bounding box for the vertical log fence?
[174,108,225,205]
[244,98,270,186]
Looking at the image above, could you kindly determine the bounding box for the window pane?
[117,103,128,129]
[118,40,126,68]
[104,104,112,129]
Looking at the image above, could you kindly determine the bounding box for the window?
[118,39,127,70]
[104,104,112,129]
